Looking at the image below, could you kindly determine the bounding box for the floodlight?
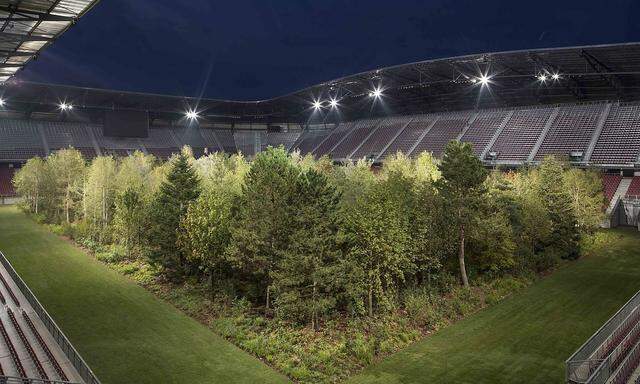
[477,75,490,85]
[370,87,383,98]
[312,100,322,110]
[538,74,547,82]
[552,73,560,80]
[329,98,338,108]
[59,102,72,111]
[185,109,199,120]
[0,98,4,107]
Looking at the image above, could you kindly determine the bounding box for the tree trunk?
[459,225,470,288]
[368,282,373,317]
[265,284,270,312]
[311,281,317,331]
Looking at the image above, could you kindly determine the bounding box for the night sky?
[18,0,640,101]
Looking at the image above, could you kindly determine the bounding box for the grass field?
[349,229,640,384]
[1,205,639,384]
[0,206,288,384]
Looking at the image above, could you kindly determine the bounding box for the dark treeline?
[13,142,604,329]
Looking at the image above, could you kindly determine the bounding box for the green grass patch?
[0,206,288,384]
[348,229,640,384]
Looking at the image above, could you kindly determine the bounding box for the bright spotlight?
[0,98,4,107]
[312,100,322,110]
[477,75,491,86]
[369,87,383,98]
[538,74,547,82]
[552,73,560,80]
[185,109,199,120]
[59,102,73,111]
[329,98,338,108]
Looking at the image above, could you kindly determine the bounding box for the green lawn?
[0,206,288,384]
[349,229,640,384]
[1,205,639,384]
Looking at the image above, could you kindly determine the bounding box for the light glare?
[313,100,322,110]
[552,73,560,80]
[329,98,338,108]
[185,110,199,120]
[538,74,547,82]
[370,87,383,98]
[0,98,4,107]
[59,102,72,111]
[477,75,490,85]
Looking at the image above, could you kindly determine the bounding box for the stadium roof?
[0,0,100,82]
[2,42,640,124]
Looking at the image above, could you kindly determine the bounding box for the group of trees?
[13,142,605,328]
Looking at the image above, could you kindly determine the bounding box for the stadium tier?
[2,101,640,172]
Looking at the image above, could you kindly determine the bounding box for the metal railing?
[0,376,78,384]
[566,290,640,383]
[583,318,640,384]
[0,251,100,384]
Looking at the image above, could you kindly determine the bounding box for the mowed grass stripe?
[349,229,640,384]
[0,206,288,384]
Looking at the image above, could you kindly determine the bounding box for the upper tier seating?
[292,129,332,155]
[0,119,45,160]
[534,104,605,160]
[380,114,436,159]
[412,112,472,157]
[234,131,263,157]
[489,107,554,162]
[198,129,223,153]
[330,119,380,160]
[351,116,412,160]
[214,130,238,153]
[591,103,640,165]
[42,121,96,159]
[460,111,509,156]
[313,122,354,157]
[265,132,301,152]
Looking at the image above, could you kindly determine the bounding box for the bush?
[95,244,127,263]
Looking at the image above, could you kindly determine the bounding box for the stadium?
[0,1,640,384]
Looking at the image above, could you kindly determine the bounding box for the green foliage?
[436,141,488,287]
[147,153,201,278]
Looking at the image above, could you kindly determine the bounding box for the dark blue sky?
[18,0,640,101]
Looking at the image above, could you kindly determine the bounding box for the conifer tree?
[147,153,200,278]
[272,169,341,329]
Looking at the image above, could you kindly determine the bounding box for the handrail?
[0,251,100,384]
[566,290,640,383]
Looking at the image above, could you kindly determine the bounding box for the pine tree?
[436,141,488,288]
[272,169,341,329]
[147,153,200,278]
[226,147,299,310]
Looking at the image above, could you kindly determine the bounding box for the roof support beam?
[0,32,52,42]
[580,49,624,98]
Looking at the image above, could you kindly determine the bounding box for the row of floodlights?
[312,87,383,111]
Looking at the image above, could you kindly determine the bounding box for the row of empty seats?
[2,100,640,166]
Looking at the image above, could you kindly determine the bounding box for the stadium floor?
[348,229,640,384]
[1,205,639,384]
[0,206,288,384]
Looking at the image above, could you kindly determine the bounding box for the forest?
[12,142,605,382]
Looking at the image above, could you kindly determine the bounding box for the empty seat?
[460,111,509,155]
[489,107,554,162]
[412,112,471,157]
[591,103,640,165]
[351,116,412,160]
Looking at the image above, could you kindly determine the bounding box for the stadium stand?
[590,103,640,166]
[0,120,46,161]
[290,127,333,155]
[213,130,237,154]
[234,131,263,157]
[351,116,412,160]
[265,132,301,152]
[488,107,556,162]
[567,290,640,384]
[144,127,180,160]
[91,125,143,157]
[411,111,472,157]
[330,119,381,160]
[534,103,606,161]
[0,165,16,198]
[199,129,224,153]
[604,174,624,203]
[41,122,97,159]
[459,110,510,156]
[627,177,640,198]
[313,122,354,157]
[379,115,437,160]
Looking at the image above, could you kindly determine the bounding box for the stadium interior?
[1,1,640,384]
